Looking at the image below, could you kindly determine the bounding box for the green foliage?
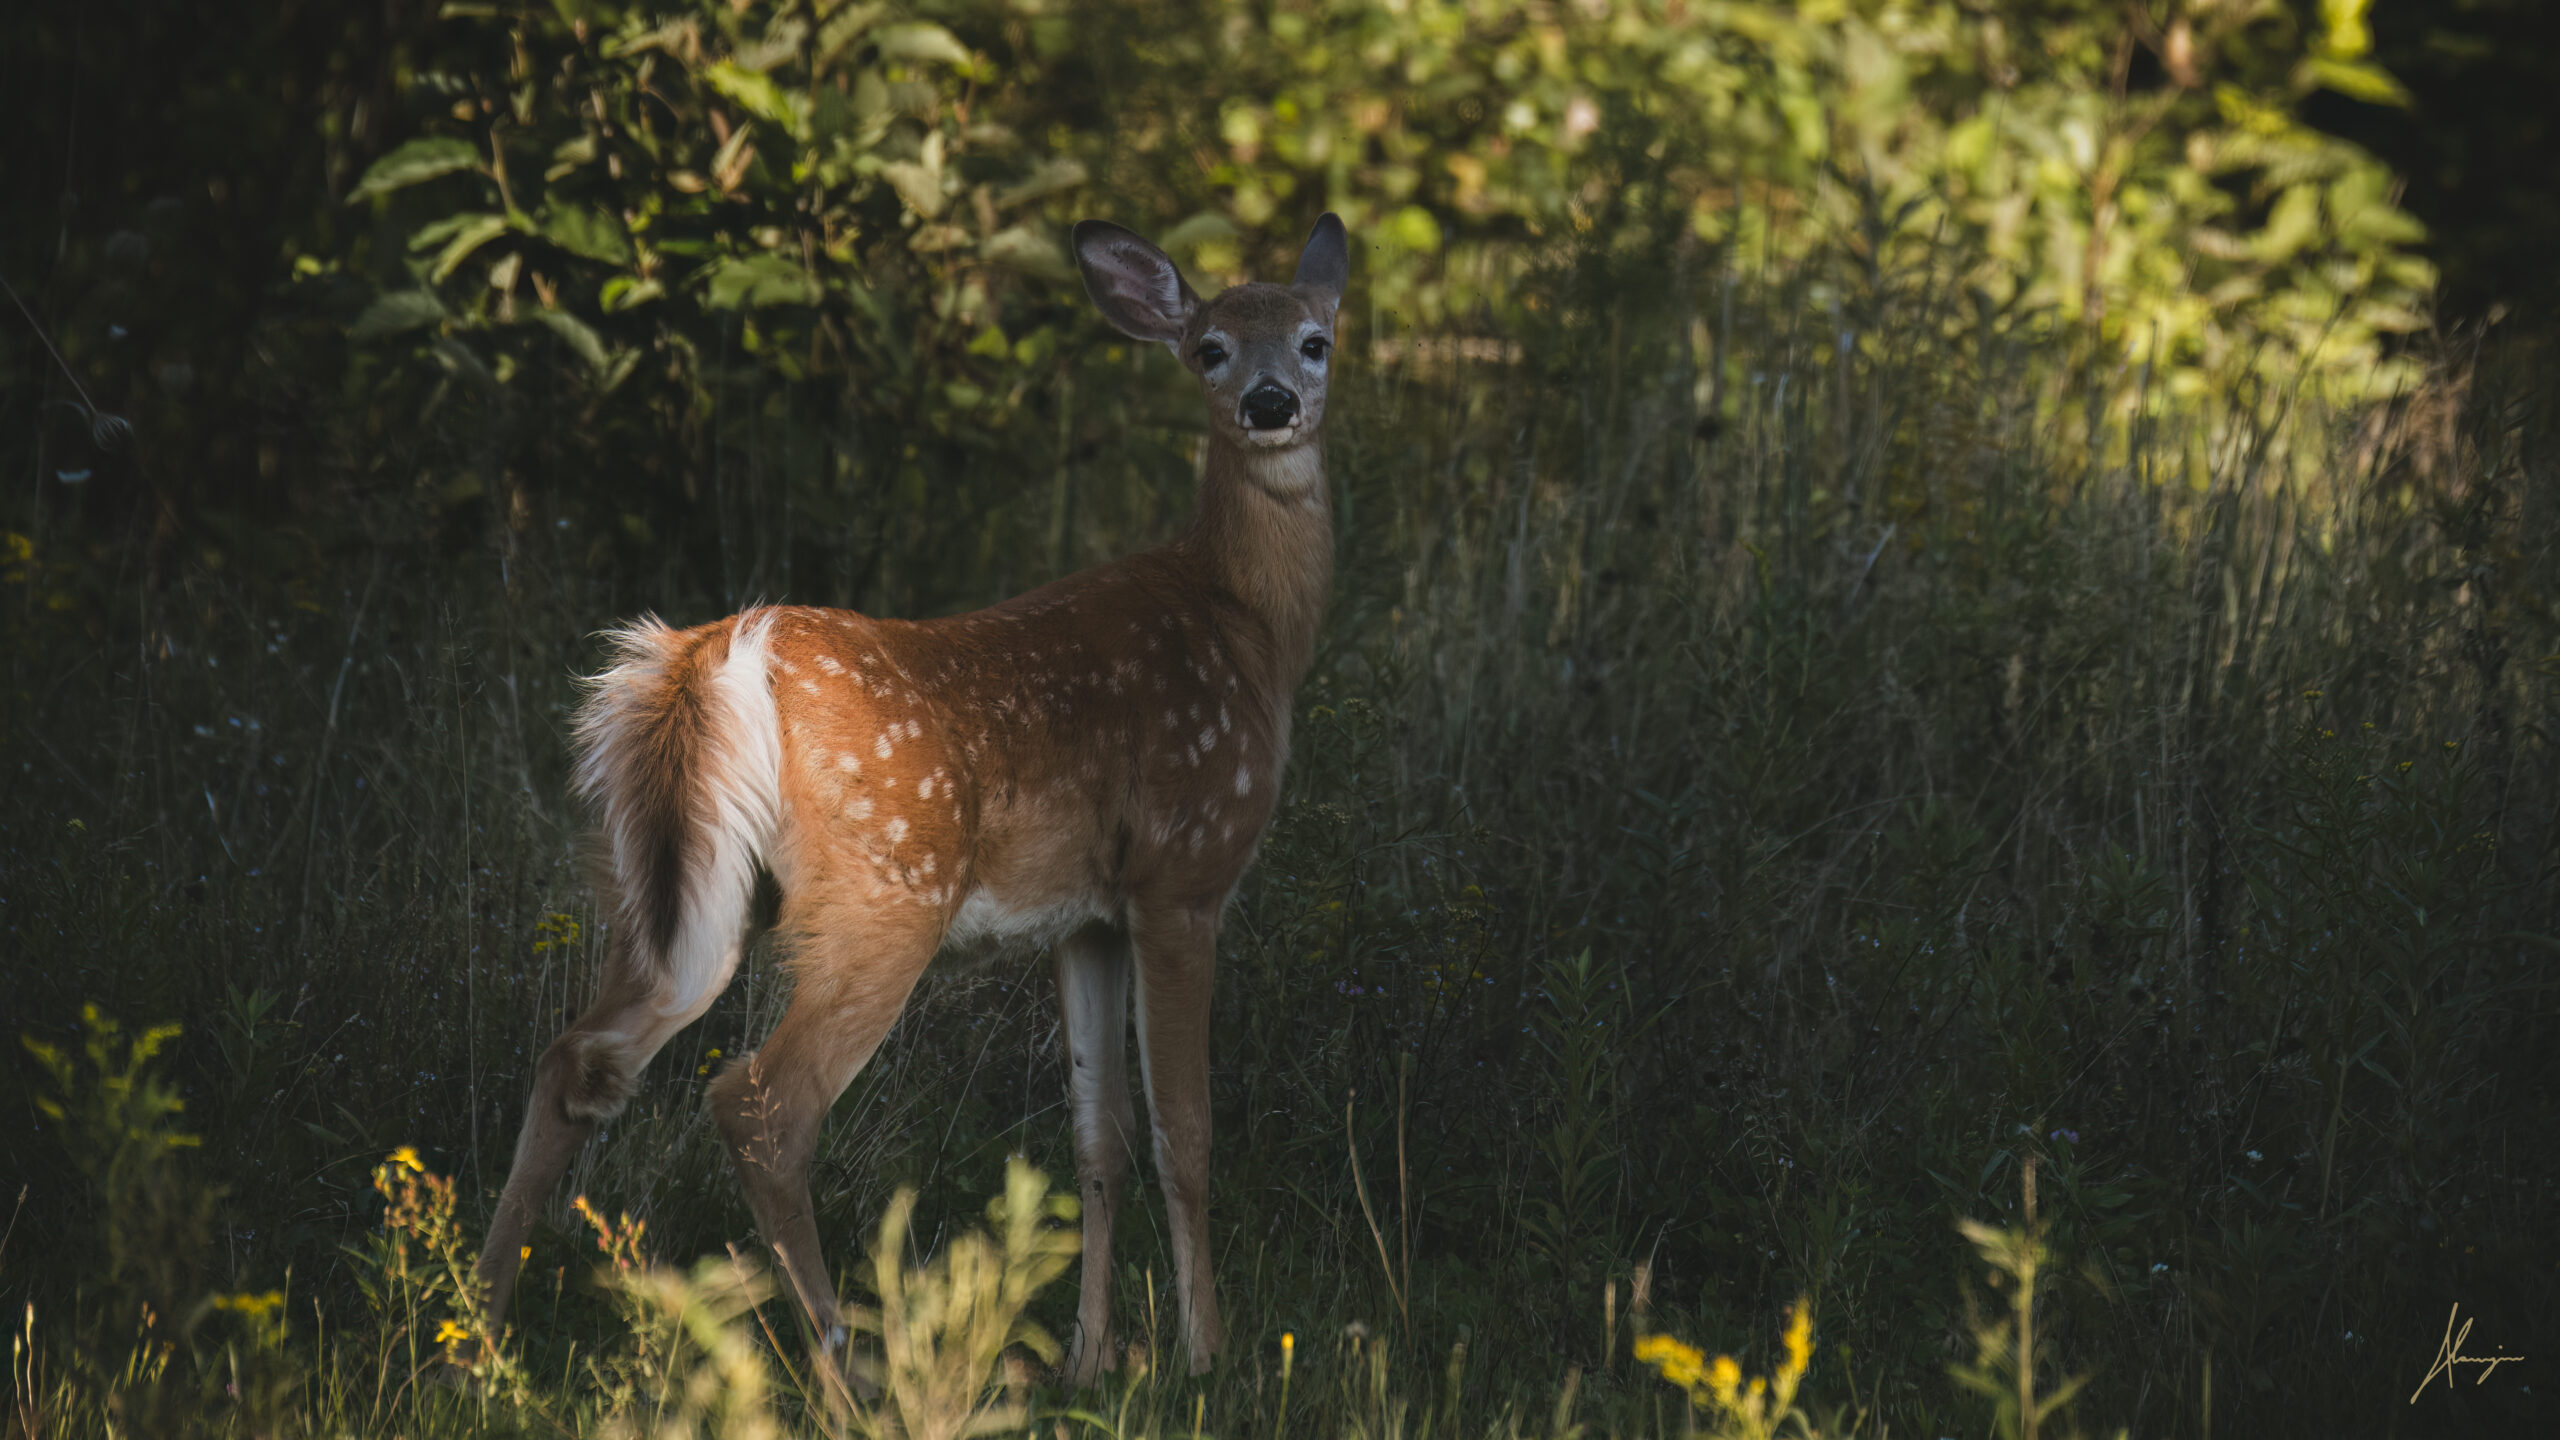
[342,0,1095,455]
[16,1013,305,1436]
[334,0,2432,579]
[22,1009,214,1330]
[844,1159,1082,1439]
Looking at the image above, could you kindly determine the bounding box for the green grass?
[4,251,2555,1438]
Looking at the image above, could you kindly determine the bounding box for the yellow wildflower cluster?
[1635,1298,1814,1440]
[573,1193,651,1272]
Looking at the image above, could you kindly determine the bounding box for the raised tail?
[573,610,783,1018]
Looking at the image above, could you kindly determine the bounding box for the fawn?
[472,214,1350,1384]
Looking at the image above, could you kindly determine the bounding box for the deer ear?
[1292,213,1349,311]
[1074,221,1198,346]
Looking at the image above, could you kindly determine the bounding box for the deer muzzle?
[1241,382,1300,431]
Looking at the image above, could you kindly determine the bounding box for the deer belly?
[935,888,1105,969]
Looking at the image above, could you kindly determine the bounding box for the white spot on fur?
[886,817,909,844]
[875,732,895,759]
[837,753,861,774]
[1235,765,1253,796]
[918,775,935,799]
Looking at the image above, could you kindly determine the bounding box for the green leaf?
[2301,56,2410,108]
[529,309,609,370]
[979,225,1072,280]
[346,136,482,203]
[600,276,665,312]
[879,131,947,218]
[348,290,447,340]
[702,253,822,310]
[407,212,505,253]
[426,214,514,283]
[813,3,889,73]
[704,62,808,136]
[993,157,1088,210]
[874,22,972,70]
[1387,205,1443,253]
[541,204,633,265]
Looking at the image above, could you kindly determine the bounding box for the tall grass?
[3,238,2554,1437]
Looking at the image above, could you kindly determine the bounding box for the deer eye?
[1301,336,1330,362]
[1196,343,1228,369]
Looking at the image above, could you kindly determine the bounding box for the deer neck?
[1178,435,1333,693]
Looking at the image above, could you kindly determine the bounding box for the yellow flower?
[1781,1302,1813,1382]
[434,1319,469,1345]
[1709,1353,1741,1406]
[1635,1333,1711,1393]
[388,1146,423,1173]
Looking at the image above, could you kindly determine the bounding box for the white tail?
[573,614,783,1021]
[476,214,1353,1385]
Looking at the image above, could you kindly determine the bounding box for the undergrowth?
[4,243,2555,1436]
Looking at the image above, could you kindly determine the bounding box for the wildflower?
[1635,1332,1710,1391]
[434,1319,469,1345]
[1780,1302,1812,1382]
[2444,740,2460,751]
[388,1145,424,1173]
[2301,688,2323,700]
[1708,1351,1742,1406]
[214,1290,285,1317]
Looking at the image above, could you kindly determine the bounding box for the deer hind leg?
[708,895,940,1353]
[1055,920,1137,1386]
[1131,900,1226,1373]
[476,936,740,1331]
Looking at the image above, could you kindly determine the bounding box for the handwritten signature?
[2409,1302,2525,1404]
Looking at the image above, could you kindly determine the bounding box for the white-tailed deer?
[472,214,1349,1384]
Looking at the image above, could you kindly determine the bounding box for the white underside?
[939,888,1108,965]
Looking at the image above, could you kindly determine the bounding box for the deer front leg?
[1131,900,1226,1373]
[1055,921,1137,1386]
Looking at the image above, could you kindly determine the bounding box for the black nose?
[1242,383,1299,431]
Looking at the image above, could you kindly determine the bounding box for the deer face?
[1075,215,1350,456]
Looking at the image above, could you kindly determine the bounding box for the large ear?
[1292,212,1349,312]
[1074,221,1198,346]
